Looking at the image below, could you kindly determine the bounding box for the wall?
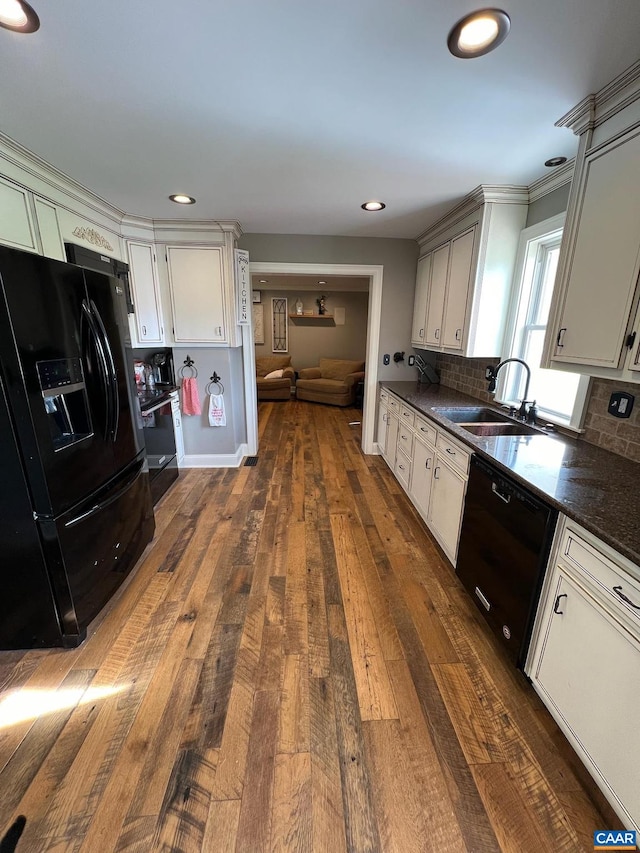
[436,353,640,461]
[255,290,368,369]
[526,184,570,228]
[238,234,419,382]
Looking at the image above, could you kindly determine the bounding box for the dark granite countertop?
[380,381,640,570]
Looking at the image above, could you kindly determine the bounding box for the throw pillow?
[264,369,284,379]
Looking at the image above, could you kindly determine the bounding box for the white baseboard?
[180,444,249,468]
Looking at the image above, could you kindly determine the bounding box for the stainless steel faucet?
[486,358,536,423]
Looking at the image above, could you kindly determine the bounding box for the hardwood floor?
[0,400,616,852]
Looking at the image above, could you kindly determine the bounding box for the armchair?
[256,355,295,401]
[296,358,365,407]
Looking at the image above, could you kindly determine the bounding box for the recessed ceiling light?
[447,9,510,58]
[0,0,39,32]
[361,201,386,212]
[544,156,568,168]
[169,194,196,205]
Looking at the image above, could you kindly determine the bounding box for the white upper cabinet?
[410,254,431,346]
[127,241,164,346]
[543,64,640,382]
[0,176,38,253]
[167,245,228,344]
[33,196,65,261]
[413,186,528,358]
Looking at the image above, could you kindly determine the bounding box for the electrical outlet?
[608,391,634,418]
[383,354,390,365]
[408,355,415,366]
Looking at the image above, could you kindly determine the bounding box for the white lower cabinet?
[528,519,640,830]
[429,457,467,562]
[378,389,469,564]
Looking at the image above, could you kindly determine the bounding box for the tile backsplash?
[435,354,640,461]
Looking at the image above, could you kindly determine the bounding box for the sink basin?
[432,406,514,424]
[432,406,542,437]
[462,422,541,437]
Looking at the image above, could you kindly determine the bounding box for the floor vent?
[244,456,259,467]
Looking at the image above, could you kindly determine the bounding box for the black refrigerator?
[0,245,155,650]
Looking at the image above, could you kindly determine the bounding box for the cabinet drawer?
[414,414,437,446]
[394,449,411,490]
[397,427,414,459]
[379,390,390,406]
[387,394,400,413]
[560,527,640,628]
[436,432,470,475]
[399,406,415,428]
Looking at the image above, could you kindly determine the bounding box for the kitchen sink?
[432,406,513,423]
[432,406,542,437]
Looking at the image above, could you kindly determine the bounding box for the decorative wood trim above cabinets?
[71,226,114,252]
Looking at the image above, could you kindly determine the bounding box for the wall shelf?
[289,314,335,325]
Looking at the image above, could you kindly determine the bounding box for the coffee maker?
[150,350,175,386]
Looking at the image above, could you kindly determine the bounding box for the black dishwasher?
[456,455,558,668]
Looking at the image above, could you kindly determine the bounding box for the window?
[497,214,590,429]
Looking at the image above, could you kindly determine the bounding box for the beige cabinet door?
[383,410,399,469]
[0,177,38,253]
[534,569,640,827]
[442,227,475,349]
[128,241,164,345]
[411,253,431,346]
[429,458,466,562]
[167,246,226,343]
[376,402,389,456]
[409,437,435,522]
[425,243,449,345]
[552,131,640,368]
[33,197,65,261]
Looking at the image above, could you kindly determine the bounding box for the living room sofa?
[256,355,295,401]
[296,358,365,407]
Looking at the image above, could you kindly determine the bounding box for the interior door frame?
[244,261,383,455]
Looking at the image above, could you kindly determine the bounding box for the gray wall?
[174,347,246,457]
[239,234,420,382]
[526,184,570,228]
[255,290,368,369]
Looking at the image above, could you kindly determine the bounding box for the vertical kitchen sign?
[235,249,250,325]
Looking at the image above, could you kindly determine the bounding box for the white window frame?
[497,213,590,431]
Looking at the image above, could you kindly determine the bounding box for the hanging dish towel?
[208,393,226,427]
[181,377,201,416]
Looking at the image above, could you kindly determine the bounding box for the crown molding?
[416,184,528,245]
[527,157,574,203]
[556,95,596,135]
[557,59,640,135]
[152,219,242,240]
[0,131,126,225]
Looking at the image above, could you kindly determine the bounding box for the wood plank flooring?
[0,400,618,852]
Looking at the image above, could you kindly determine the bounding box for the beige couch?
[296,358,365,407]
[256,355,295,401]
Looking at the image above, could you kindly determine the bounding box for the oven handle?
[491,482,511,504]
[143,397,173,415]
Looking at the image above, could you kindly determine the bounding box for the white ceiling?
[2,0,640,239]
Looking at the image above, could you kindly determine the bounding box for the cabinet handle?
[401,434,408,440]
[425,459,431,469]
[420,426,429,433]
[434,328,440,340]
[142,325,147,336]
[433,466,440,479]
[455,328,461,341]
[613,585,640,610]
[553,593,567,615]
[445,447,456,456]
[625,331,636,349]
[398,464,405,470]
[556,327,566,348]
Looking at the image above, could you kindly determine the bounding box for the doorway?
[244,262,384,456]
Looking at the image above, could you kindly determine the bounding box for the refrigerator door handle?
[63,458,144,528]
[90,299,119,442]
[81,300,111,440]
